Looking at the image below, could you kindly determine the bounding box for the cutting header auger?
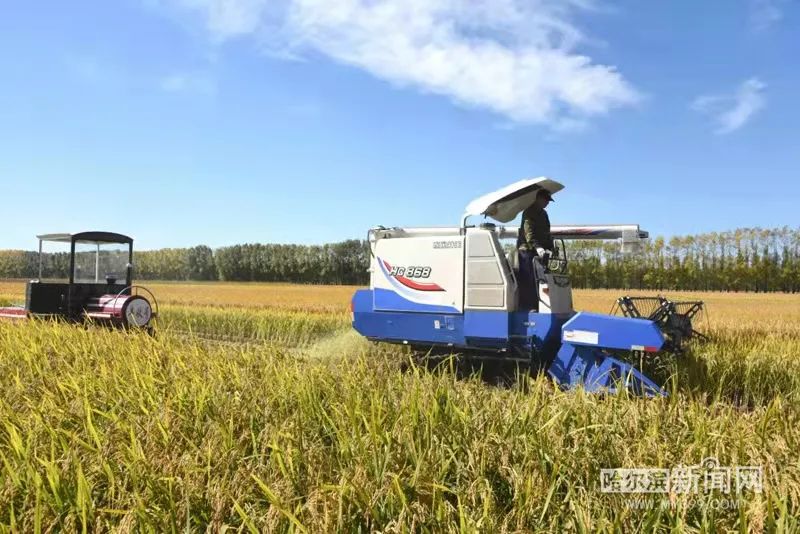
[351,177,708,398]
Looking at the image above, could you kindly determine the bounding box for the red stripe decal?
[382,260,445,292]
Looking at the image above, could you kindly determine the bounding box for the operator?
[517,189,554,308]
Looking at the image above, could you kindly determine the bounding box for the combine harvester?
[0,231,158,332]
[352,177,704,398]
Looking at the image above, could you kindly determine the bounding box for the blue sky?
[1,0,798,250]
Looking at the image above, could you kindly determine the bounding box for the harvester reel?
[612,296,707,354]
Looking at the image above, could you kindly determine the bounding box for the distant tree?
[186,245,216,281]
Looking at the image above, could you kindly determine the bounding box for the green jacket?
[517,205,554,252]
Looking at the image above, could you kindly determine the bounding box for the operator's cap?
[537,189,555,202]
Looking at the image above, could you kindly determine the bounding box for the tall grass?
[159,302,800,408]
[1,284,800,530]
[160,305,350,347]
[677,325,800,406]
[1,317,799,531]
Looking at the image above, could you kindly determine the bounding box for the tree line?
[0,241,371,286]
[0,227,798,291]
[566,227,800,292]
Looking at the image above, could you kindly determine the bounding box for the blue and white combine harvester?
[351,177,672,397]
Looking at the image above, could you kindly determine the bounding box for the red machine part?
[84,294,154,327]
[0,307,28,320]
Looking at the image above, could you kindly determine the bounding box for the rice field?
[1,280,799,531]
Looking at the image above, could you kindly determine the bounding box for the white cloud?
[156,0,641,127]
[691,78,766,135]
[749,0,785,32]
[160,72,217,94]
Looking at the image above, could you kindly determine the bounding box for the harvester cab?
[0,232,157,331]
[352,177,670,397]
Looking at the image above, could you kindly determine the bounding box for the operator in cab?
[517,189,554,308]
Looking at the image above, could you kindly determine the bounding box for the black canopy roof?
[36,232,133,245]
